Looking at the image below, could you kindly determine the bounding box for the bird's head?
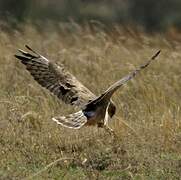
[108,100,116,118]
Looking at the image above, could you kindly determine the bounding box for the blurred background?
[0,0,181,32]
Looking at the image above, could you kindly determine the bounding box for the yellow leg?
[104,125,117,137]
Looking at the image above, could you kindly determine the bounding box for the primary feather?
[15,45,96,107]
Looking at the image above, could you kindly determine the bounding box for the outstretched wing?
[15,45,96,107]
[52,111,87,129]
[87,50,161,106]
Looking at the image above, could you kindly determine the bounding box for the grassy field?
[0,24,181,179]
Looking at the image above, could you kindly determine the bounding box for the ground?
[0,24,180,179]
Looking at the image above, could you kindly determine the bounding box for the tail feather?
[52,111,87,129]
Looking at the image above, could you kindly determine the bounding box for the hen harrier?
[15,45,160,134]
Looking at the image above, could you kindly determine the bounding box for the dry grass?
[0,24,181,179]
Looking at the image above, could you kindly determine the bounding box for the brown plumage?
[15,45,160,132]
[15,45,95,107]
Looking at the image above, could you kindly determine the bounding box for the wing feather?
[87,50,161,106]
[15,45,96,107]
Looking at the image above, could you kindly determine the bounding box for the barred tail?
[52,111,87,129]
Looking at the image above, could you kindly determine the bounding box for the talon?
[104,125,116,137]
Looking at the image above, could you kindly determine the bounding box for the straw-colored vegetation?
[0,24,181,179]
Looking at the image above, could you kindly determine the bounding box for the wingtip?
[25,44,33,52]
[25,44,30,49]
[152,50,161,60]
[25,44,40,56]
[18,49,26,54]
[14,54,24,61]
[157,50,161,55]
[14,54,18,58]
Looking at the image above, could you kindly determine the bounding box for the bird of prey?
[15,45,160,134]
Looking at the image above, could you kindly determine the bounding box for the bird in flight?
[15,45,160,134]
